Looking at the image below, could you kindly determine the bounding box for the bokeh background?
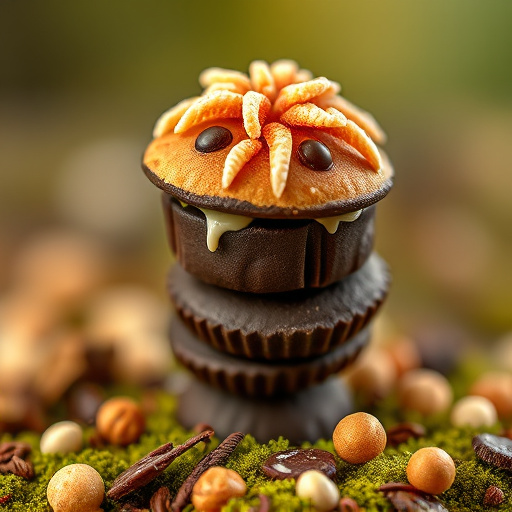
[1,0,511,344]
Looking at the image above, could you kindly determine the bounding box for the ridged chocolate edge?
[170,258,390,360]
[171,317,370,397]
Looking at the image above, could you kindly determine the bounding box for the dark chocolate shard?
[171,432,245,512]
[150,486,171,512]
[262,448,336,480]
[473,433,512,470]
[379,483,449,511]
[107,429,214,501]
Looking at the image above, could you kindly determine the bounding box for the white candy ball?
[296,470,339,511]
[451,395,498,428]
[40,421,83,454]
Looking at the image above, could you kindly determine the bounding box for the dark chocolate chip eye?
[195,126,233,153]
[297,139,333,171]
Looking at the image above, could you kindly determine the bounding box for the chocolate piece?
[0,455,35,480]
[262,448,336,480]
[473,433,512,470]
[378,483,449,511]
[339,497,361,512]
[177,377,353,444]
[169,253,389,359]
[150,487,171,512]
[483,485,504,506]
[0,441,31,463]
[171,318,369,397]
[195,126,233,153]
[107,429,213,501]
[298,140,333,171]
[386,422,426,447]
[171,432,245,512]
[163,195,379,293]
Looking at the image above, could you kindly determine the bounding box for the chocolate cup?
[171,316,370,398]
[176,377,353,444]
[162,194,376,293]
[168,253,389,360]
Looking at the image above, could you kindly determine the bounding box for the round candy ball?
[451,396,498,428]
[296,470,340,512]
[399,369,453,416]
[332,412,386,464]
[95,397,145,446]
[40,421,83,454]
[407,447,456,494]
[47,463,104,512]
[470,372,512,418]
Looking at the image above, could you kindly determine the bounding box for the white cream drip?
[179,202,363,251]
[198,207,253,252]
[314,209,363,234]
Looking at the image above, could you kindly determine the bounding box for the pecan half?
[0,455,35,480]
[0,441,31,463]
[484,485,504,506]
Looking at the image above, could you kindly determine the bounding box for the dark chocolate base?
[176,377,353,444]
[171,316,369,397]
[168,253,389,360]
[163,194,376,293]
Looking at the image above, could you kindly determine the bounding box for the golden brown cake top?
[143,60,393,218]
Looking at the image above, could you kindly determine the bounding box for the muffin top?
[143,60,393,218]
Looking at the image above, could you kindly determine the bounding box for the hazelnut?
[450,396,498,428]
[399,369,452,416]
[47,463,104,512]
[333,412,386,464]
[95,397,145,446]
[191,466,246,512]
[41,421,83,454]
[407,447,455,494]
[295,470,340,511]
[470,372,512,418]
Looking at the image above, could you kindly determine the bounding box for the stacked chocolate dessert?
[142,60,393,442]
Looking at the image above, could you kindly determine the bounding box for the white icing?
[314,209,363,234]
[198,207,253,252]
[272,463,292,473]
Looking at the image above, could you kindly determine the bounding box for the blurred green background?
[1,0,511,335]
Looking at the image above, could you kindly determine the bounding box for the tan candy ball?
[192,466,246,512]
[451,396,498,428]
[47,463,104,512]
[96,397,145,446]
[296,470,340,512]
[470,372,512,418]
[399,369,453,416]
[41,421,83,454]
[407,447,456,494]
[333,412,386,464]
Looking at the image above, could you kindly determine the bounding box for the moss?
[2,361,512,512]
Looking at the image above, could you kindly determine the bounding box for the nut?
[399,369,452,416]
[40,421,83,454]
[406,447,456,494]
[483,485,504,506]
[339,496,361,511]
[386,422,426,447]
[333,412,386,464]
[191,466,246,512]
[295,470,339,512]
[47,463,104,512]
[95,397,145,446]
[450,396,497,428]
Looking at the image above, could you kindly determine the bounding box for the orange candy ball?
[332,412,387,464]
[407,447,456,494]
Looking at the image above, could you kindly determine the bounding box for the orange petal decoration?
[263,123,293,198]
[198,67,252,93]
[315,94,386,144]
[202,82,248,95]
[222,139,263,188]
[249,60,276,101]
[280,103,347,129]
[174,91,243,134]
[331,120,382,171]
[152,97,199,138]
[242,91,271,139]
[270,59,299,90]
[274,77,331,115]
